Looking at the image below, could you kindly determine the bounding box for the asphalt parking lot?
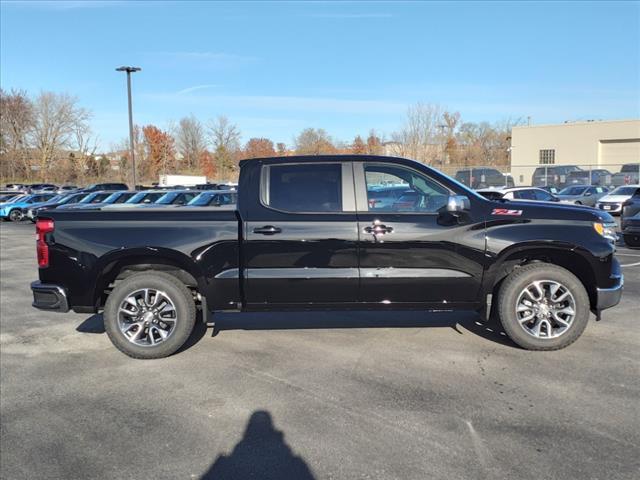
[1,221,639,480]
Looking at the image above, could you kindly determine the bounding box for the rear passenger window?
[514,190,536,200]
[264,163,343,213]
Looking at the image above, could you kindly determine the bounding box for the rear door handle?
[253,225,282,235]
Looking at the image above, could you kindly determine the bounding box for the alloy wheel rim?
[10,210,22,221]
[515,280,576,339]
[117,288,177,347]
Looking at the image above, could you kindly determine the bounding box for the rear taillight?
[36,218,54,268]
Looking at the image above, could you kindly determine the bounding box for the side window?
[534,190,553,201]
[515,190,536,200]
[364,164,449,213]
[264,163,343,213]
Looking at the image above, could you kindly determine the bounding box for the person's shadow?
[201,410,315,480]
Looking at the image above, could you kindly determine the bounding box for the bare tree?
[30,92,90,180]
[208,116,241,180]
[175,115,206,171]
[72,121,98,183]
[0,89,33,180]
[391,102,445,163]
[294,128,336,155]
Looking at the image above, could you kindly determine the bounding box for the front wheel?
[496,263,590,350]
[9,209,23,222]
[104,272,196,359]
[624,233,640,248]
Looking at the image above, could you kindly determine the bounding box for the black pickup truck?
[31,156,623,358]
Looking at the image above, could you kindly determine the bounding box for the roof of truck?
[239,154,419,167]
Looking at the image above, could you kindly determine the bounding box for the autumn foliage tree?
[199,150,216,179]
[142,125,176,178]
[351,135,366,154]
[244,137,276,159]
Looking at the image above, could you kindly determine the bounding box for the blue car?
[0,193,57,222]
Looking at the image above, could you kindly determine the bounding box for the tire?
[624,234,640,248]
[496,263,590,351]
[9,209,23,222]
[104,271,196,359]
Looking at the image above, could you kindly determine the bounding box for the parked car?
[0,193,57,221]
[186,190,238,207]
[0,194,28,207]
[69,191,138,210]
[102,190,166,209]
[556,185,607,206]
[28,183,58,193]
[26,192,92,221]
[5,183,27,191]
[367,185,412,210]
[532,165,582,188]
[454,167,514,189]
[621,189,640,231]
[540,185,561,195]
[0,192,22,203]
[81,182,129,192]
[595,185,640,215]
[476,186,560,203]
[611,164,640,187]
[32,155,622,358]
[566,169,612,186]
[139,190,199,207]
[622,213,640,248]
[56,191,113,210]
[57,185,78,194]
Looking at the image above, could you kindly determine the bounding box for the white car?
[595,185,640,215]
[476,186,559,203]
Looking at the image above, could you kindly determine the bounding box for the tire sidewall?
[104,272,196,359]
[9,209,23,222]
[498,264,590,350]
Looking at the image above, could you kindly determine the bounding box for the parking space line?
[621,262,640,267]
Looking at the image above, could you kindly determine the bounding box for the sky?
[1,0,639,151]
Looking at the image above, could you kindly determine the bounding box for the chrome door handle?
[253,225,282,235]
[363,224,393,235]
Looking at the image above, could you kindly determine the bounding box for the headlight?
[593,222,617,242]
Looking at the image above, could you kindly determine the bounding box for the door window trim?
[354,162,453,214]
[259,162,356,214]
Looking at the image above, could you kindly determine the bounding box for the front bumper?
[31,281,70,312]
[597,203,622,213]
[596,259,624,311]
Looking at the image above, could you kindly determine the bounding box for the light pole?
[116,66,141,188]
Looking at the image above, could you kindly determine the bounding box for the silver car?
[556,185,607,206]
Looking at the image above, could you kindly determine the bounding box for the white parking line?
[621,262,640,267]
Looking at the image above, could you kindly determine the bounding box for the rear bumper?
[596,259,623,311]
[31,281,70,312]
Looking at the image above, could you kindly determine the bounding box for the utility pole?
[116,66,141,188]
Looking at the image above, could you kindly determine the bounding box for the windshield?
[621,164,640,173]
[188,192,215,206]
[559,186,588,195]
[156,192,179,204]
[3,195,26,204]
[610,186,638,196]
[126,192,163,204]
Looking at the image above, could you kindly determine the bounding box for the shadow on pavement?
[201,410,315,480]
[211,310,518,349]
[77,310,517,350]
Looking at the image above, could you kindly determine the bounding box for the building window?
[539,149,555,164]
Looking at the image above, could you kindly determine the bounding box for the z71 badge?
[492,208,523,216]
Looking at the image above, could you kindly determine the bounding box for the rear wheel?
[9,209,23,222]
[104,272,196,359]
[496,263,590,350]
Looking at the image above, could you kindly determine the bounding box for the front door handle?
[363,223,394,235]
[253,225,282,235]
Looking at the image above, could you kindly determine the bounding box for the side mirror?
[447,195,470,213]
[585,192,592,196]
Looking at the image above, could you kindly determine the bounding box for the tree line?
[1,89,521,184]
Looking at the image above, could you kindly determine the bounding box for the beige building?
[510,119,640,185]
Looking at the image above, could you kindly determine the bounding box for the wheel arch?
[484,244,598,309]
[93,248,207,308]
